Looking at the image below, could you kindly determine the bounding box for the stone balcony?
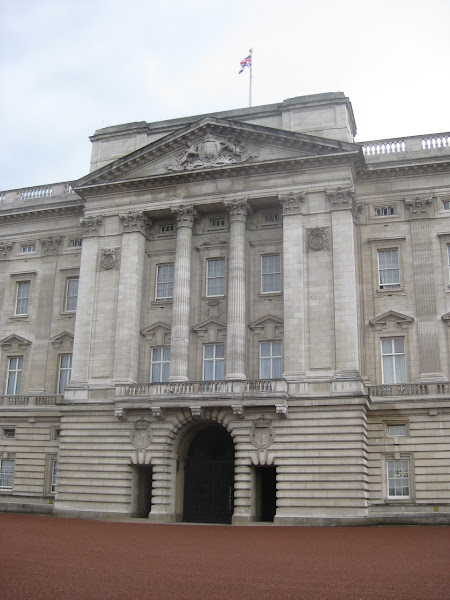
[0,395,62,407]
[368,382,450,399]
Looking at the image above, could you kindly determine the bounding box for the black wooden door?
[183,457,234,524]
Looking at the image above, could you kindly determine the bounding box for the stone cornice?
[0,203,83,224]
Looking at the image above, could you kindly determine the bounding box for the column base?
[225,373,247,381]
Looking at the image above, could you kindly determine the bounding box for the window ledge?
[376,288,404,295]
[258,292,283,299]
[151,300,173,307]
[9,315,29,321]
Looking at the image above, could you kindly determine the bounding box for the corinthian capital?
[404,196,434,219]
[279,192,306,216]
[119,210,152,234]
[224,198,251,221]
[326,187,355,210]
[171,204,198,228]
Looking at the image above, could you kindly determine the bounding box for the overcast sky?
[1,0,449,191]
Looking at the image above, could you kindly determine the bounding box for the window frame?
[15,280,31,315]
[261,254,281,294]
[150,347,171,383]
[381,337,406,384]
[2,428,16,439]
[206,257,226,297]
[259,341,283,379]
[155,263,174,301]
[64,277,79,312]
[57,354,72,394]
[386,458,411,499]
[6,356,23,395]
[202,343,225,381]
[51,458,59,494]
[0,457,15,491]
[377,249,401,290]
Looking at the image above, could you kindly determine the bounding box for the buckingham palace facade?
[0,92,449,525]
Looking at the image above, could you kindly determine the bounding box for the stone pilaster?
[224,199,250,380]
[169,204,197,382]
[69,218,102,387]
[405,196,443,381]
[327,187,361,379]
[112,211,150,383]
[280,192,306,379]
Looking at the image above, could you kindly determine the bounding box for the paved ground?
[0,514,448,600]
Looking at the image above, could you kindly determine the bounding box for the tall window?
[65,278,79,312]
[150,347,170,383]
[58,354,72,394]
[387,459,410,498]
[378,250,400,289]
[260,341,282,379]
[381,338,406,384]
[203,344,224,381]
[51,459,59,493]
[206,258,225,296]
[15,281,30,315]
[0,458,15,491]
[155,264,174,300]
[6,357,23,395]
[261,254,281,293]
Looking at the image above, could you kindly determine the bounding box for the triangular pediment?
[141,322,171,345]
[192,318,227,342]
[249,314,284,339]
[50,331,74,349]
[74,117,360,196]
[0,334,32,350]
[369,310,414,330]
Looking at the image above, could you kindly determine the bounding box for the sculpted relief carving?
[166,134,259,171]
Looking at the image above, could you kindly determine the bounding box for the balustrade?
[368,382,450,398]
[0,395,61,406]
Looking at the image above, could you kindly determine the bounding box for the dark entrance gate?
[183,425,235,524]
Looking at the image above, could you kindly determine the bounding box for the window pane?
[381,339,392,354]
[204,361,214,380]
[156,265,174,299]
[260,358,271,379]
[272,342,282,357]
[215,360,224,380]
[151,364,161,382]
[163,347,171,361]
[204,345,214,359]
[394,355,406,383]
[394,339,404,353]
[152,348,161,362]
[272,357,282,378]
[161,362,170,382]
[382,356,394,384]
[215,344,224,359]
[0,458,15,489]
[260,342,271,358]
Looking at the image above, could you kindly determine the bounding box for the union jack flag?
[239,52,252,74]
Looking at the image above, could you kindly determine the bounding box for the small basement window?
[374,206,395,217]
[3,428,16,439]
[387,424,407,437]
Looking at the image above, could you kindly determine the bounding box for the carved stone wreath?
[100,248,120,270]
[250,416,275,449]
[131,418,152,449]
[307,227,328,251]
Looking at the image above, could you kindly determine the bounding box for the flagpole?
[249,48,253,107]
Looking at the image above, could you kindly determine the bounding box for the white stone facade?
[0,92,449,524]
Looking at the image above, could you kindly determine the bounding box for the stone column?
[224,199,249,380]
[327,187,361,379]
[405,196,443,381]
[112,211,150,383]
[281,192,306,379]
[69,216,103,387]
[169,205,197,382]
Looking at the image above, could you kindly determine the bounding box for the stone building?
[0,92,449,525]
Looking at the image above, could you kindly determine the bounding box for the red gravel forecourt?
[0,514,448,600]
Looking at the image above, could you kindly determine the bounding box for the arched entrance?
[182,424,235,524]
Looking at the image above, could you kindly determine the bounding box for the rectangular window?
[210,218,225,227]
[387,459,410,498]
[150,347,170,383]
[21,244,36,253]
[69,238,82,248]
[443,201,450,210]
[206,258,225,296]
[378,250,400,290]
[260,341,282,379]
[203,344,224,381]
[155,264,174,300]
[381,338,406,384]
[15,281,30,315]
[0,458,15,490]
[65,277,79,312]
[2,428,15,439]
[387,424,407,437]
[160,224,175,233]
[6,357,23,395]
[261,254,281,293]
[264,212,279,222]
[374,206,395,217]
[51,459,58,493]
[57,354,72,394]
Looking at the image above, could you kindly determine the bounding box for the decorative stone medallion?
[167,135,258,171]
[131,418,152,449]
[307,227,328,251]
[100,248,120,270]
[250,416,275,449]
